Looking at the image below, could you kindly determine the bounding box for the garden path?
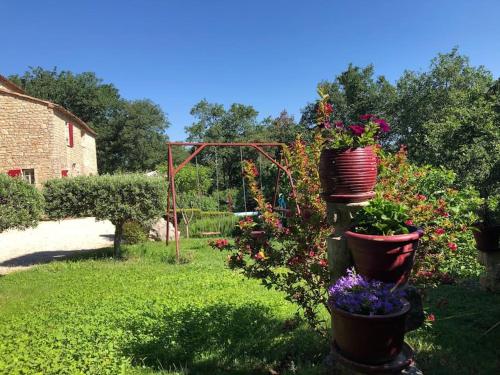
[0,218,115,274]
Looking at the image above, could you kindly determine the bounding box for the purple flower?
[374,118,390,133]
[328,268,406,315]
[348,124,365,136]
[359,114,374,121]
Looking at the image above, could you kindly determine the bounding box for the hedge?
[44,175,165,256]
[0,174,44,233]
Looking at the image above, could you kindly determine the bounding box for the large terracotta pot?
[332,300,410,365]
[345,227,424,285]
[319,147,377,203]
[473,224,500,252]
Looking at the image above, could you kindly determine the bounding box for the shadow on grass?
[409,281,500,375]
[123,303,328,375]
[0,247,115,267]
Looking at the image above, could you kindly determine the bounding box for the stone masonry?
[0,76,98,186]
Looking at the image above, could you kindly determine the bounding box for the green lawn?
[0,240,498,375]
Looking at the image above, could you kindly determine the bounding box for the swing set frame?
[166,142,300,262]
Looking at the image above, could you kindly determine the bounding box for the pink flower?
[319,259,328,267]
[427,313,436,322]
[416,194,427,201]
[405,219,414,226]
[448,242,457,252]
[348,124,365,136]
[309,251,315,257]
[324,103,333,113]
[435,228,445,235]
[359,114,374,121]
[334,121,344,128]
[323,121,331,129]
[374,118,390,132]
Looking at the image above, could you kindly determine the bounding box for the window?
[67,122,74,148]
[21,169,35,184]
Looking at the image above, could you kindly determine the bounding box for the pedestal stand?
[478,250,500,292]
[325,200,423,374]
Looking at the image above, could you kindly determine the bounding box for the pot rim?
[331,299,410,320]
[345,226,424,242]
[322,145,376,153]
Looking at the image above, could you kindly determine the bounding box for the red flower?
[334,121,344,128]
[448,242,458,252]
[427,313,436,322]
[435,228,445,235]
[405,219,414,226]
[348,124,365,136]
[374,118,390,132]
[416,194,427,201]
[323,121,331,129]
[309,251,315,257]
[319,259,328,267]
[359,114,374,121]
[324,103,333,113]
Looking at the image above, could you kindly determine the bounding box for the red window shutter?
[68,123,74,148]
[7,169,22,177]
[61,170,68,177]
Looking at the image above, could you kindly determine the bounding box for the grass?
[0,239,499,374]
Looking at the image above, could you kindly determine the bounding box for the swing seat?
[200,231,221,236]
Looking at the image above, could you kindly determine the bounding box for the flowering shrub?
[328,268,406,315]
[210,135,483,333]
[211,134,332,334]
[316,88,390,149]
[353,198,411,235]
[377,148,483,284]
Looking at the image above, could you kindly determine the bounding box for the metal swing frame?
[166,142,300,262]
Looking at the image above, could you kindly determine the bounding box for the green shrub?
[44,174,165,256]
[0,174,44,233]
[123,220,148,244]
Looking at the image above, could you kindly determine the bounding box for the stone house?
[0,75,98,186]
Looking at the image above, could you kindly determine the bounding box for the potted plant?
[315,88,390,203]
[329,268,410,364]
[473,195,500,252]
[345,198,424,285]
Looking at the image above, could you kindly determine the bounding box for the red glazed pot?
[332,300,410,365]
[345,227,424,285]
[319,147,377,203]
[473,224,500,252]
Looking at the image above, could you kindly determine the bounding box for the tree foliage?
[0,175,44,233]
[43,175,165,256]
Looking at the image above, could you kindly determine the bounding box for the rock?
[149,218,179,241]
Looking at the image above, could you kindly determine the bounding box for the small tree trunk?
[114,222,124,258]
[186,224,189,239]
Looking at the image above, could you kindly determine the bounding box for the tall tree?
[394,48,499,194]
[10,67,170,173]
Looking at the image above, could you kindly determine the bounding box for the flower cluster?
[328,268,406,316]
[315,88,390,150]
[209,238,230,250]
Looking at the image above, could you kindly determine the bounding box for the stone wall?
[0,90,98,186]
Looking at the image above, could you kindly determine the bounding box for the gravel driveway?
[0,218,115,274]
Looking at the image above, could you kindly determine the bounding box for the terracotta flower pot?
[473,224,500,252]
[319,147,377,203]
[332,300,410,365]
[345,227,424,285]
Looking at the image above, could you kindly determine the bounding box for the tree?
[10,67,170,173]
[44,175,165,257]
[394,48,499,194]
[300,64,397,141]
[0,175,44,233]
[99,100,170,173]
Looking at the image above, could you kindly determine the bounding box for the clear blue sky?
[2,0,500,141]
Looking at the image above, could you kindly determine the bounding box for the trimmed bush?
[0,174,44,233]
[123,221,148,244]
[44,174,165,256]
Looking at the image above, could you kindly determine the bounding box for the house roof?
[0,75,26,94]
[0,76,97,136]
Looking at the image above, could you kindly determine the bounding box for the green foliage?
[123,220,148,244]
[44,175,165,256]
[10,67,170,174]
[0,174,44,233]
[185,215,238,237]
[393,48,499,194]
[378,149,484,283]
[353,198,410,235]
